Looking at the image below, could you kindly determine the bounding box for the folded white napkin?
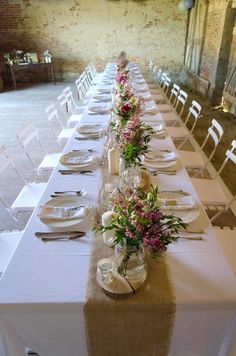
[145,151,175,162]
[160,196,196,210]
[65,156,92,164]
[38,205,89,220]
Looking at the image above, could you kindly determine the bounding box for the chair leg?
[209,206,228,223]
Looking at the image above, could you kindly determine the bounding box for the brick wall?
[0,0,187,81]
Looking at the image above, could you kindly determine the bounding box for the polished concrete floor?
[0,78,235,232]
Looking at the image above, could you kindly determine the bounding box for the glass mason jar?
[115,241,146,282]
[119,159,141,190]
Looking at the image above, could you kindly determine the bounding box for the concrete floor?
[0,78,235,232]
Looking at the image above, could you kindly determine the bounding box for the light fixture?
[178,0,194,11]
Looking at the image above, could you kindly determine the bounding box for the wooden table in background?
[5,62,55,89]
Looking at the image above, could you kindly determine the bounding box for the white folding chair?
[0,146,46,218]
[0,230,23,276]
[174,89,188,118]
[214,227,236,274]
[160,72,167,87]
[56,88,84,129]
[163,76,171,95]
[169,83,180,106]
[16,123,61,175]
[75,76,90,105]
[89,62,104,80]
[178,119,224,176]
[166,100,202,148]
[191,140,236,221]
[45,104,74,146]
[63,86,85,115]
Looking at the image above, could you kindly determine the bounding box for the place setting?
[158,190,200,224]
[87,103,112,115]
[92,93,112,103]
[56,147,103,176]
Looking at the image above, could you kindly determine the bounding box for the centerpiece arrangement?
[94,185,186,278]
[94,52,186,294]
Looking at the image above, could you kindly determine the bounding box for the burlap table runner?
[84,235,176,356]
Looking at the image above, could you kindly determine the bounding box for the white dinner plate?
[60,151,93,167]
[39,196,92,228]
[144,151,177,168]
[159,192,200,224]
[77,123,103,137]
[93,94,112,102]
[87,105,111,114]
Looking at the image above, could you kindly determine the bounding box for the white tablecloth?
[0,64,236,356]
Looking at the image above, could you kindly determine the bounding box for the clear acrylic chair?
[191,140,236,222]
[16,123,61,175]
[0,230,23,277]
[45,103,74,146]
[178,119,224,176]
[0,146,46,218]
[166,100,202,148]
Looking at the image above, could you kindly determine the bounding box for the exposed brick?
[0,0,187,80]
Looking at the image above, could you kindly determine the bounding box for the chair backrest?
[170,83,180,105]
[0,146,26,184]
[45,103,64,138]
[90,63,98,77]
[16,124,46,170]
[201,119,224,162]
[163,76,171,94]
[160,72,167,86]
[16,123,39,150]
[175,89,188,116]
[217,140,236,179]
[86,67,94,86]
[62,86,78,114]
[57,92,68,116]
[184,100,202,133]
[80,70,91,92]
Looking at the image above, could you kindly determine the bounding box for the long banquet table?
[0,64,236,356]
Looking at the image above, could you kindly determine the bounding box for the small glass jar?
[97,258,114,284]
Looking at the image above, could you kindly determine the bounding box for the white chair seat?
[0,231,22,275]
[38,153,61,173]
[166,126,188,138]
[57,128,74,145]
[191,177,228,205]
[214,228,236,274]
[67,114,83,128]
[178,150,205,168]
[11,182,47,213]
[157,104,172,112]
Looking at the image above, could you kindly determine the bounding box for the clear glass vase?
[119,159,140,190]
[115,242,146,282]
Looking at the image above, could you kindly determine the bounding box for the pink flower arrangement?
[117,115,153,167]
[94,186,186,275]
